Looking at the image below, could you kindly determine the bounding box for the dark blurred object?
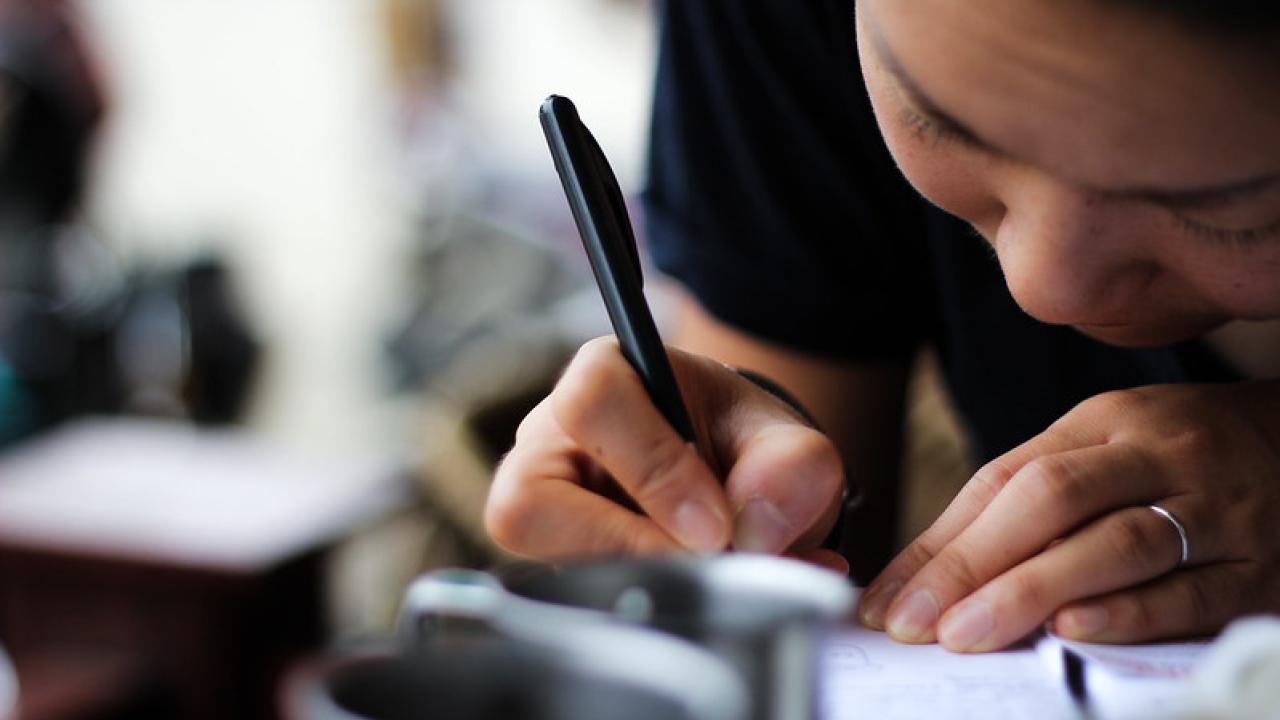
[0,0,105,445]
[0,0,103,247]
[180,258,259,424]
[0,419,413,720]
[0,2,258,447]
[284,633,735,720]
[113,257,260,424]
[407,557,854,720]
[0,252,262,449]
[9,648,177,720]
[1,541,322,720]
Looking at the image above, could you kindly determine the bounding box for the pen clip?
[581,124,645,288]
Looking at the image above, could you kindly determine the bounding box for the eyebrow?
[865,15,1280,209]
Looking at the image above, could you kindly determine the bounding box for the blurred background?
[0,1,968,718]
[0,1,661,718]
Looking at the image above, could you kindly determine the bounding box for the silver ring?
[1148,505,1189,567]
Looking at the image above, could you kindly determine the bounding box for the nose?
[990,175,1158,327]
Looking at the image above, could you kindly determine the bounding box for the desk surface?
[0,419,411,573]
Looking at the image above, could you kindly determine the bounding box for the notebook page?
[822,625,1077,720]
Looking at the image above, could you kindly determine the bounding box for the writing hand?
[484,337,847,572]
[858,382,1280,651]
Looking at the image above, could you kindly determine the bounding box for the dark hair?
[1114,0,1278,34]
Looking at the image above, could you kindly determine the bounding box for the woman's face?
[857,0,1280,347]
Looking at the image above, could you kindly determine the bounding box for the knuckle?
[892,537,942,578]
[632,439,697,503]
[969,460,1017,503]
[576,335,621,362]
[1107,511,1163,573]
[931,547,986,594]
[1080,388,1150,420]
[513,397,554,444]
[788,428,844,494]
[553,344,627,440]
[1014,456,1089,518]
[1178,576,1215,625]
[484,453,551,554]
[902,540,939,571]
[619,519,674,555]
[1115,594,1158,636]
[1167,423,1220,459]
[596,511,638,554]
[1003,572,1050,615]
[911,514,969,567]
[483,482,533,553]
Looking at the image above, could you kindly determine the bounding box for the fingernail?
[887,589,940,642]
[940,600,994,651]
[732,498,793,553]
[858,579,902,629]
[1058,605,1109,639]
[674,499,728,553]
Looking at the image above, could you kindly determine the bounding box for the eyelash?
[1171,213,1280,247]
[899,103,1280,247]
[900,105,952,142]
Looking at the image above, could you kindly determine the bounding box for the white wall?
[75,0,655,453]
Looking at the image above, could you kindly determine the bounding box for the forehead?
[863,0,1280,189]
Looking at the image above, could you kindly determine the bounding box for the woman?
[485,0,1280,653]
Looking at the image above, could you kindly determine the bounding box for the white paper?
[1041,634,1206,680]
[822,624,1078,720]
[1035,634,1206,720]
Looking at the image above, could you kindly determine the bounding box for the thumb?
[725,422,844,554]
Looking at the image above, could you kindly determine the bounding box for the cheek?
[1172,249,1280,319]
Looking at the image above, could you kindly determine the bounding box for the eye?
[1171,213,1280,247]
[898,103,960,144]
[896,100,987,153]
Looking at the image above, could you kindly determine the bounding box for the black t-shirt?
[642,0,1235,464]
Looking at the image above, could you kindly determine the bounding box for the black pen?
[539,94,699,446]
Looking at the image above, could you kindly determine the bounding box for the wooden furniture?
[0,420,411,719]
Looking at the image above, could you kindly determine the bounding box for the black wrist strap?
[734,368,820,427]
[733,368,858,556]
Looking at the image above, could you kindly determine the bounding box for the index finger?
[859,411,1106,627]
[552,338,732,553]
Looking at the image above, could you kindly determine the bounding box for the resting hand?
[485,337,847,571]
[858,382,1280,652]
